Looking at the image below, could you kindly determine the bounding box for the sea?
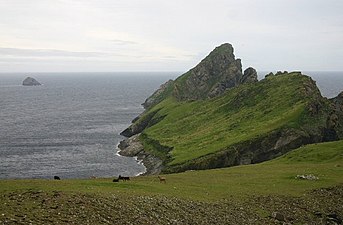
[0,71,342,179]
[0,72,179,179]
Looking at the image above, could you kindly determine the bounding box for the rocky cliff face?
[119,43,343,175]
[122,43,257,138]
[22,77,41,86]
[142,43,257,109]
[329,91,343,139]
[142,80,174,109]
[174,43,257,100]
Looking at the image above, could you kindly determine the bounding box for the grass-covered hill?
[120,69,341,174]
[1,140,342,224]
[119,44,342,174]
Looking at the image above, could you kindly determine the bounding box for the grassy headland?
[134,72,331,173]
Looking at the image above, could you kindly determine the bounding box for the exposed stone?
[118,134,163,175]
[330,91,343,139]
[272,212,286,222]
[22,77,41,86]
[118,134,144,157]
[241,67,257,83]
[295,174,319,180]
[275,71,288,76]
[120,110,161,137]
[142,43,257,107]
[120,43,343,175]
[173,43,257,101]
[265,72,274,78]
[142,79,174,109]
[326,213,342,224]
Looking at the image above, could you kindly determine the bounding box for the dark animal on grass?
[112,177,120,182]
[118,175,130,181]
[54,176,61,180]
[158,176,166,184]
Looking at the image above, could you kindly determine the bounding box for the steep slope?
[121,43,257,137]
[140,43,257,110]
[119,44,343,174]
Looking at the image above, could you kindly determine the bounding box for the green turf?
[139,72,324,166]
[1,140,342,202]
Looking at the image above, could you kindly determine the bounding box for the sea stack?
[22,77,41,86]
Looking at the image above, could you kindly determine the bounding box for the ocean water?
[0,71,342,179]
[0,72,178,179]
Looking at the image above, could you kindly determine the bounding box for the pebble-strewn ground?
[0,185,342,224]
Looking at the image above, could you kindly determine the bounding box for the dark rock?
[265,72,274,78]
[330,91,343,139]
[118,134,144,156]
[142,79,174,109]
[120,110,161,137]
[274,71,289,76]
[173,43,257,101]
[141,43,257,108]
[272,212,286,222]
[241,67,257,83]
[118,134,163,175]
[326,213,342,224]
[323,128,339,142]
[22,77,41,86]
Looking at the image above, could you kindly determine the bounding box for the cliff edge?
[119,43,343,175]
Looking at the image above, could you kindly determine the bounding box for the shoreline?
[115,140,147,176]
[117,134,163,175]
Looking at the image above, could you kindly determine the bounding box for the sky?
[0,0,342,72]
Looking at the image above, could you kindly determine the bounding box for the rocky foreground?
[1,185,342,224]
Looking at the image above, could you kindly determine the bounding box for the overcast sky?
[0,0,342,72]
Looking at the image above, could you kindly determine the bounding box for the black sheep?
[118,175,130,181]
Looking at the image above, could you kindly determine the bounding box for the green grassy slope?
[1,139,342,202]
[1,141,342,224]
[137,72,326,170]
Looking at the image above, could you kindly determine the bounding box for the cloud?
[109,40,138,45]
[0,0,342,72]
[0,47,105,58]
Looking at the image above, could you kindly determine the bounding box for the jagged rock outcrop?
[173,43,257,100]
[329,91,343,139]
[121,43,257,138]
[22,77,41,86]
[120,109,164,137]
[142,80,174,109]
[241,67,258,84]
[141,43,257,110]
[119,43,343,175]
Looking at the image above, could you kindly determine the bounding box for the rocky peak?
[22,77,41,86]
[173,43,257,100]
[241,67,258,84]
[141,43,257,109]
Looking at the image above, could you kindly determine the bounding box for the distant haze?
[0,0,342,72]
